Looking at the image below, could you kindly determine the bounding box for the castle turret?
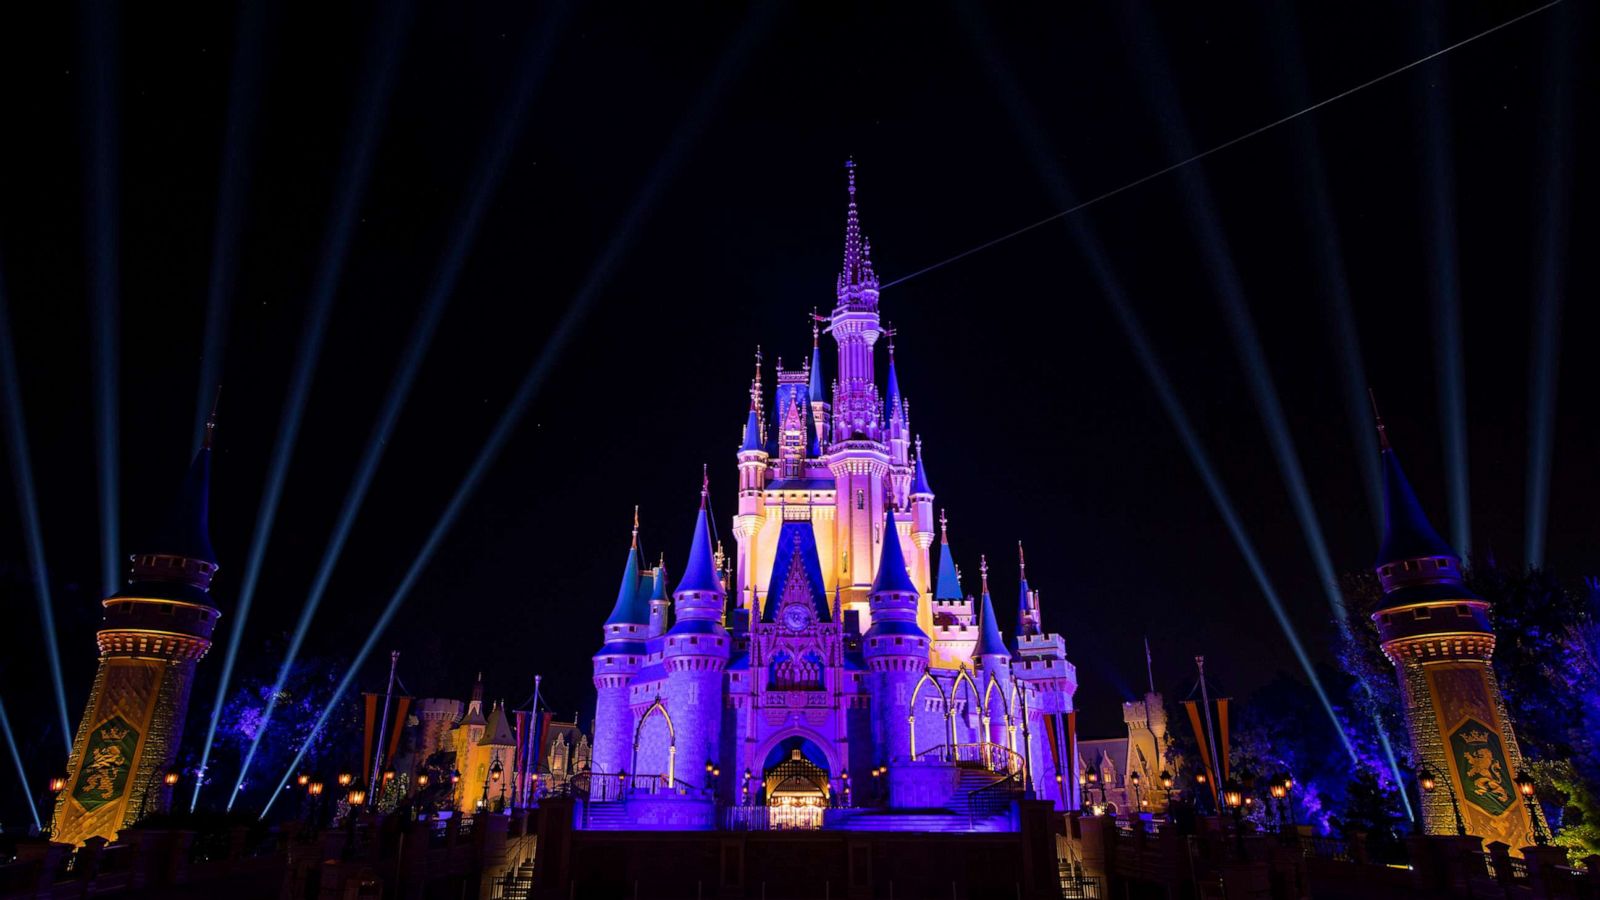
[53,418,223,845]
[930,510,977,667]
[863,506,928,767]
[663,474,732,778]
[591,517,649,776]
[1370,412,1543,847]
[909,439,935,611]
[734,353,769,620]
[808,318,828,446]
[646,559,670,638]
[973,558,1014,753]
[1010,543,1079,810]
[1017,543,1041,637]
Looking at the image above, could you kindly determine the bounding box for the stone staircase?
[493,859,536,899]
[580,801,632,830]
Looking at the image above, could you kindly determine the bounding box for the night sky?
[0,1,1594,822]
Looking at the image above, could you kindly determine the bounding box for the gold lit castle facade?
[586,164,1081,831]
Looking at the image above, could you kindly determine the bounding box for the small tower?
[1017,543,1041,638]
[808,316,829,446]
[930,510,977,667]
[908,439,936,617]
[662,473,732,778]
[1012,547,1080,810]
[863,506,928,776]
[53,419,224,845]
[647,557,671,638]
[734,353,769,621]
[973,557,1014,750]
[591,516,650,777]
[1370,413,1544,847]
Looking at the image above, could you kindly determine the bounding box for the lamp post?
[1159,770,1174,815]
[1513,770,1548,846]
[1268,777,1287,832]
[337,772,352,788]
[1078,772,1088,811]
[1417,766,1466,837]
[1223,782,1246,857]
[491,757,506,812]
[1129,770,1142,814]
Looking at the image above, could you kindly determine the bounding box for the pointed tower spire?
[836,158,879,297]
[809,311,825,398]
[1372,406,1456,567]
[741,396,763,453]
[604,511,649,626]
[674,467,724,597]
[870,506,919,596]
[934,508,962,601]
[975,555,1009,659]
[1017,540,1030,612]
[910,439,932,497]
[885,332,903,421]
[140,405,220,576]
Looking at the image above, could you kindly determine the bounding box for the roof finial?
[632,505,640,547]
[845,157,856,197]
[811,310,820,348]
[1018,541,1026,578]
[939,508,949,542]
[979,554,990,594]
[1368,388,1391,452]
[700,463,709,508]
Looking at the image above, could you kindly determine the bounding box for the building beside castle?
[587,164,1079,831]
[51,420,222,846]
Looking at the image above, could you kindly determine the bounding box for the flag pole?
[1196,656,1223,800]
[368,650,400,807]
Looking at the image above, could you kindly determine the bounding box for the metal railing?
[575,772,703,802]
[1058,861,1102,899]
[912,741,1026,774]
[966,771,1023,830]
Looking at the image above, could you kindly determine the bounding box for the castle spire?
[869,505,919,596]
[675,468,724,597]
[934,508,962,600]
[1017,540,1030,612]
[910,438,932,497]
[1373,412,1456,567]
[885,333,904,422]
[143,407,220,571]
[808,311,825,399]
[975,555,1009,659]
[836,158,879,297]
[604,511,649,627]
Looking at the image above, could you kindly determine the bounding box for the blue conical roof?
[676,501,724,596]
[935,523,962,601]
[885,354,903,417]
[649,564,667,602]
[1017,546,1031,618]
[809,339,825,401]
[741,403,763,452]
[148,443,217,564]
[911,451,932,496]
[1376,446,1457,566]
[870,506,919,595]
[975,586,1009,658]
[605,539,649,626]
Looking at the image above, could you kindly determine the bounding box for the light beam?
[0,694,41,830]
[191,0,415,813]
[83,0,122,597]
[1415,2,1471,557]
[0,266,73,755]
[194,0,270,448]
[226,1,568,811]
[958,0,1361,768]
[255,7,777,818]
[1523,6,1575,568]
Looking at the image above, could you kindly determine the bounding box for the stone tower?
[591,517,649,777]
[52,419,222,845]
[1371,416,1544,848]
[863,506,927,765]
[661,476,732,782]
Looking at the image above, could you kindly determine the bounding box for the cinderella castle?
[586,163,1080,830]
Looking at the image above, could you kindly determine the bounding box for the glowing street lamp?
[337,772,353,787]
[296,774,310,788]
[348,788,367,807]
[49,776,67,794]
[1513,770,1548,846]
[1417,765,1466,837]
[164,771,180,787]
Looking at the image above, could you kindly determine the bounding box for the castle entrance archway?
[761,738,830,829]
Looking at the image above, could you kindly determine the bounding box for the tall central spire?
[837,159,878,297]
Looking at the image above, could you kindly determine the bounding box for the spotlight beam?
[225,1,569,811]
[1262,3,1382,537]
[957,0,1358,768]
[83,0,122,598]
[191,1,414,813]
[0,267,73,755]
[882,0,1562,292]
[255,7,776,819]
[194,0,271,449]
[1416,5,1471,557]
[0,694,41,830]
[1524,7,1575,568]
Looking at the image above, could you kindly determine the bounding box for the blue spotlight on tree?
[82,0,122,598]
[253,8,776,818]
[0,269,72,756]
[227,1,568,811]
[194,0,270,449]
[0,694,41,831]
[191,1,415,813]
[1523,7,1575,568]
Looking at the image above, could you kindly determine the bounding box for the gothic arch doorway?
[760,737,831,829]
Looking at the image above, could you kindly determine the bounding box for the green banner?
[1449,717,1513,817]
[73,716,140,811]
